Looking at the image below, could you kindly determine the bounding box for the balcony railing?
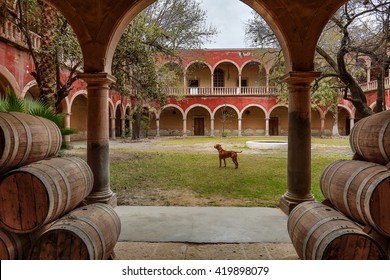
[360,77,390,92]
[162,86,278,96]
[0,19,41,49]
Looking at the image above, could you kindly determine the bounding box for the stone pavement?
[113,206,299,260]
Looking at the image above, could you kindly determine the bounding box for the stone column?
[110,117,116,140]
[78,72,117,206]
[238,118,242,137]
[63,113,71,145]
[211,74,214,94]
[121,117,126,138]
[350,117,355,130]
[279,71,320,214]
[210,118,215,136]
[238,74,242,94]
[183,118,187,136]
[265,117,270,136]
[156,118,160,137]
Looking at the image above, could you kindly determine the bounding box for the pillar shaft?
[279,71,320,214]
[78,72,117,206]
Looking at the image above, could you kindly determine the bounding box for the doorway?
[194,118,205,136]
[269,117,279,136]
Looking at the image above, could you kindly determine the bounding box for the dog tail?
[236,151,243,153]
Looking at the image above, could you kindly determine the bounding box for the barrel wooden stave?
[29,203,121,260]
[0,112,62,173]
[288,201,385,260]
[0,227,32,260]
[0,157,93,233]
[320,160,390,237]
[350,110,390,165]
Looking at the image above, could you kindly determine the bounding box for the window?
[213,68,224,87]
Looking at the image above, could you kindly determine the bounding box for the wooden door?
[269,117,279,136]
[194,118,204,136]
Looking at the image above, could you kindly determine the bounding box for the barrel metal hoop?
[288,203,324,238]
[353,118,369,160]
[66,157,92,197]
[94,203,122,237]
[378,118,390,163]
[0,230,22,259]
[40,159,73,211]
[34,116,52,158]
[51,222,97,260]
[0,113,19,167]
[320,160,342,198]
[356,168,388,222]
[10,112,32,165]
[75,216,106,259]
[325,160,350,200]
[315,228,362,260]
[302,216,343,259]
[22,166,56,228]
[343,163,377,218]
[364,171,390,234]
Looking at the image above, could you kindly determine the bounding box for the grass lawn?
[109,137,352,207]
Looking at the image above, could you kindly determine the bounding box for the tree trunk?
[331,110,340,137]
[36,1,57,106]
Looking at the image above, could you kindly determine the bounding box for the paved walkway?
[113,206,299,260]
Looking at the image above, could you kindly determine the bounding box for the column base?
[84,190,117,207]
[278,191,315,215]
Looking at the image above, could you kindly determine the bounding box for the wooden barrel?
[288,201,385,260]
[29,203,121,260]
[350,110,390,165]
[0,112,62,174]
[320,159,390,237]
[0,157,93,233]
[0,227,31,260]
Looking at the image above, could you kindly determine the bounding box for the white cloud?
[198,0,254,48]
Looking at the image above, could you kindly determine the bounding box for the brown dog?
[214,144,242,169]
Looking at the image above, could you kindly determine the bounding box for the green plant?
[0,87,77,138]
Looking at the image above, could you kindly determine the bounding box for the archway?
[269,106,288,136]
[241,105,267,136]
[45,0,350,210]
[213,105,239,137]
[70,93,88,140]
[159,105,184,136]
[186,106,212,136]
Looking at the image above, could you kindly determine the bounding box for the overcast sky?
[198,0,255,49]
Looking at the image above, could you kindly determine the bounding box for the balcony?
[360,77,390,92]
[162,86,278,96]
[0,19,41,49]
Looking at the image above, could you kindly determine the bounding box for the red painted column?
[78,72,117,206]
[279,71,320,214]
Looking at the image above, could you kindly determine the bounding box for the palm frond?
[61,128,78,136]
[6,87,26,113]
[0,94,8,112]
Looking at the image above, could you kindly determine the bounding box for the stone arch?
[114,101,124,137]
[213,104,240,137]
[69,91,88,140]
[185,104,213,136]
[0,65,21,96]
[268,104,288,136]
[159,104,185,136]
[20,80,39,99]
[311,106,324,136]
[241,104,267,136]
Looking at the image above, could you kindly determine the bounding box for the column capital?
[78,72,116,88]
[282,71,321,85]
